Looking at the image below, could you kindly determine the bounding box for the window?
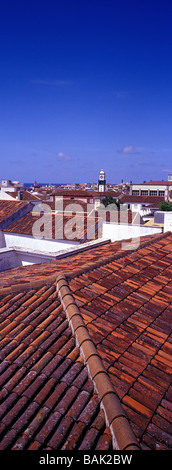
[141,190,148,196]
[159,191,165,196]
[150,190,157,196]
[132,190,139,195]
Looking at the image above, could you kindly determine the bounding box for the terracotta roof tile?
[0,233,160,289]
[4,211,102,241]
[0,285,113,450]
[55,232,172,449]
[0,231,172,450]
[0,200,28,224]
[121,195,164,206]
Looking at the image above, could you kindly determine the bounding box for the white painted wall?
[0,231,5,248]
[0,190,15,200]
[0,246,59,271]
[164,212,172,232]
[103,222,162,242]
[129,204,152,216]
[0,248,18,271]
[3,233,80,252]
[0,233,111,272]
[131,184,169,192]
[0,232,80,271]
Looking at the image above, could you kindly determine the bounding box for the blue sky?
[0,0,172,184]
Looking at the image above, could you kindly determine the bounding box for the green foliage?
[102,196,128,211]
[159,201,172,211]
[102,196,116,207]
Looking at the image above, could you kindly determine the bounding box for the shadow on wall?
[0,230,6,248]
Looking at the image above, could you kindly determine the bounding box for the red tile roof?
[0,231,171,450]
[143,181,172,186]
[64,232,172,450]
[4,212,102,241]
[50,189,119,198]
[121,195,164,206]
[3,207,137,240]
[6,191,41,201]
[0,285,112,450]
[0,234,157,289]
[0,200,28,224]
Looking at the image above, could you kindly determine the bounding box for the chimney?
[18,190,23,200]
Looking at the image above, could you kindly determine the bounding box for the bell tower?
[98,169,106,192]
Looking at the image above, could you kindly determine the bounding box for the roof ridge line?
[56,273,140,451]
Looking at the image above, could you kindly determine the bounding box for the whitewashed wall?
[3,233,80,252]
[164,212,172,232]
[0,247,55,271]
[103,222,162,243]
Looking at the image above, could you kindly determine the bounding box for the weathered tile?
[0,230,172,451]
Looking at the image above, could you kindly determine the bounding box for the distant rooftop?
[121,195,164,207]
[0,200,28,225]
[142,180,172,186]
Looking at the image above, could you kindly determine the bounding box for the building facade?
[130,175,172,201]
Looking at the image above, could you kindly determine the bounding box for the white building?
[0,179,24,193]
[98,169,106,192]
[130,175,172,201]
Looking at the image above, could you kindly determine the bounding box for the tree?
[159,201,172,211]
[102,196,126,210]
[102,196,116,208]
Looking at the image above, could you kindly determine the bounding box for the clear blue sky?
[0,0,172,184]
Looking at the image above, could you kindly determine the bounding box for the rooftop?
[3,206,137,242]
[3,212,101,242]
[0,284,113,450]
[121,195,164,206]
[142,181,172,186]
[0,231,171,450]
[0,234,156,289]
[0,200,28,225]
[49,189,120,198]
[6,191,41,202]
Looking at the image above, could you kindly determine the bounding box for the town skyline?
[0,1,172,183]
